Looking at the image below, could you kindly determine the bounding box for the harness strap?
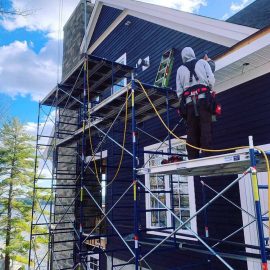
[183,59,199,83]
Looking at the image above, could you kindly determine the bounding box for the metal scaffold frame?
[28,47,270,269]
[28,2,270,269]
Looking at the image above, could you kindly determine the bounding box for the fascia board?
[127,10,239,47]
[101,0,258,46]
[216,61,270,93]
[216,33,270,71]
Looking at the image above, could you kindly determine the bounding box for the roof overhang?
[81,0,258,54]
[214,27,270,93]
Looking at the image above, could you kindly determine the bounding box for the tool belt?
[183,86,209,104]
[179,85,221,120]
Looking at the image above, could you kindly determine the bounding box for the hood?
[181,47,196,63]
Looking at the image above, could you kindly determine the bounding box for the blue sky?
[0,0,254,130]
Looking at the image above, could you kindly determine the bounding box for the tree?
[0,118,35,270]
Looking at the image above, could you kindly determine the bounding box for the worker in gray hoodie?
[176,47,215,159]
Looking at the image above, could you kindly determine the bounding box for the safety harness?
[182,59,206,116]
[179,59,221,119]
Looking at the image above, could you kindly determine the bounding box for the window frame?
[113,53,127,93]
[87,253,99,270]
[144,138,197,240]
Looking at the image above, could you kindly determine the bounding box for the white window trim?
[86,150,108,162]
[87,253,99,270]
[238,144,270,270]
[112,53,127,93]
[86,150,108,207]
[144,138,197,241]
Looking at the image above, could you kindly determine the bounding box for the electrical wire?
[136,79,270,234]
[86,59,101,185]
[86,59,129,187]
[106,89,129,187]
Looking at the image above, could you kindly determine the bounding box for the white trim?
[116,52,127,65]
[113,52,127,93]
[86,150,108,162]
[215,61,270,94]
[80,2,103,54]
[87,253,99,270]
[87,10,128,54]
[216,33,270,71]
[144,138,197,241]
[212,30,270,93]
[83,0,258,54]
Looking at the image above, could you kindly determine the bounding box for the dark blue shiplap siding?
[227,0,270,29]
[84,6,270,270]
[90,5,122,46]
[213,73,270,148]
[92,15,228,89]
[102,73,270,269]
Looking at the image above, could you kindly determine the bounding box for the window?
[113,53,127,93]
[144,139,197,238]
[87,254,99,270]
[86,150,107,210]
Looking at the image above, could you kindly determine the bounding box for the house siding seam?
[89,5,122,47]
[68,4,270,270]
[92,15,228,90]
[99,73,270,269]
[79,73,270,270]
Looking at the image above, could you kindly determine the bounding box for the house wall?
[99,72,270,270]
[91,14,228,89]
[81,6,270,270]
[90,5,122,47]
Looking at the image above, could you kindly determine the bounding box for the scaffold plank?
[138,150,270,176]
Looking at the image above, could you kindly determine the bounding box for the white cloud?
[230,0,252,12]
[1,0,207,39]
[0,40,59,101]
[222,13,230,20]
[221,0,254,21]
[139,0,207,13]
[0,0,80,39]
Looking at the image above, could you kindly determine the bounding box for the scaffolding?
[28,48,270,270]
[28,2,270,269]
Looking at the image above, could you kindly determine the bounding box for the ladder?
[154,49,174,88]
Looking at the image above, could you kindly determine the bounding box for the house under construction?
[29,0,270,269]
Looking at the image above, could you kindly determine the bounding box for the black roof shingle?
[227,0,270,29]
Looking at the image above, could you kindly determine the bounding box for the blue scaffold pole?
[131,72,139,270]
[248,136,268,270]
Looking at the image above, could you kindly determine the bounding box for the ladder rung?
[155,77,164,84]
[161,57,170,65]
[258,185,268,189]
[157,67,166,75]
[262,217,269,222]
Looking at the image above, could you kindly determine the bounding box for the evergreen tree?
[0,118,36,269]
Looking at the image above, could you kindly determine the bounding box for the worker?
[176,47,215,159]
[204,51,216,73]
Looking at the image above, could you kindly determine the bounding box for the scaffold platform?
[138,150,270,176]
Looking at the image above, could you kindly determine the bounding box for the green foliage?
[0,118,49,268]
